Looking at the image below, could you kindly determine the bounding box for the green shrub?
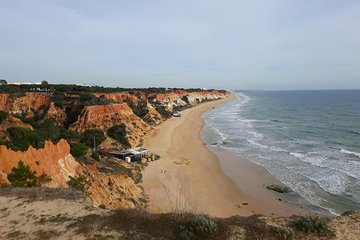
[6,127,43,151]
[177,215,218,240]
[292,215,335,237]
[7,161,39,187]
[37,118,62,142]
[70,142,88,158]
[80,129,106,148]
[67,175,90,193]
[107,124,130,147]
[51,92,66,107]
[0,110,8,123]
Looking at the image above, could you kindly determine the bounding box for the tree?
[70,142,88,157]
[7,160,39,187]
[41,80,49,85]
[80,129,106,148]
[0,79,7,85]
[0,110,8,123]
[107,124,130,147]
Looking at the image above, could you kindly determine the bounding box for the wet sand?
[142,94,309,217]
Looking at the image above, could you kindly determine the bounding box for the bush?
[67,175,90,193]
[37,118,62,142]
[6,127,43,151]
[70,142,88,158]
[107,124,130,147]
[0,110,8,123]
[292,215,335,237]
[80,129,106,148]
[7,161,39,187]
[51,92,66,108]
[177,215,218,240]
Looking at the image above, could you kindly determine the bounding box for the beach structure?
[99,147,150,162]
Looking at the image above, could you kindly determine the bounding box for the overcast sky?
[1,0,359,90]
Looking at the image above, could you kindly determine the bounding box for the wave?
[236,92,251,106]
[290,152,305,158]
[247,139,286,152]
[248,131,264,139]
[340,149,360,158]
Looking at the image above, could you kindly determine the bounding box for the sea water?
[202,90,360,215]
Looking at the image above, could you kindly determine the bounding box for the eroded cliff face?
[83,164,146,209]
[94,92,141,106]
[150,90,230,111]
[70,103,150,147]
[0,93,52,117]
[0,139,80,187]
[0,89,229,210]
[46,102,67,125]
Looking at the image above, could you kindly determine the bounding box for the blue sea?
[202,90,360,215]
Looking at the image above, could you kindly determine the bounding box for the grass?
[292,215,335,237]
[67,209,229,240]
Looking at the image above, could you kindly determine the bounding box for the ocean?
[202,90,360,215]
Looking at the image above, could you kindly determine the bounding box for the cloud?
[0,0,359,89]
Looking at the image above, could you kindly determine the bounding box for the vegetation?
[0,110,8,123]
[129,102,149,119]
[3,118,78,151]
[67,175,90,193]
[7,161,39,187]
[80,129,106,148]
[0,79,7,85]
[107,124,130,147]
[0,83,226,95]
[292,215,335,237]
[70,142,88,158]
[177,215,218,240]
[6,127,43,151]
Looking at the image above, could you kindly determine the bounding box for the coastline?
[142,93,311,217]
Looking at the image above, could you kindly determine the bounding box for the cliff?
[0,139,80,187]
[83,164,145,209]
[70,103,150,147]
[0,93,51,117]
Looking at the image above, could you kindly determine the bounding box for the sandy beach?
[142,94,310,217]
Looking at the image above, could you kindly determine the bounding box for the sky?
[0,0,360,90]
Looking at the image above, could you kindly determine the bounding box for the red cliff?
[0,139,80,187]
[70,103,150,147]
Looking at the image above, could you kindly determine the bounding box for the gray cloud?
[0,0,359,90]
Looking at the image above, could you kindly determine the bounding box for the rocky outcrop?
[94,92,141,106]
[70,103,150,147]
[46,102,67,125]
[0,93,52,117]
[150,90,229,111]
[83,164,145,209]
[0,139,80,187]
[0,115,33,132]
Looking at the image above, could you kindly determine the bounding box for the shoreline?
[142,94,311,217]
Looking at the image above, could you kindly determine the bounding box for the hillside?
[0,85,230,209]
[0,188,359,240]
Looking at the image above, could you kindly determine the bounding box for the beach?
[142,94,309,217]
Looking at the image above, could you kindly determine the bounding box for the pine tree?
[7,160,39,187]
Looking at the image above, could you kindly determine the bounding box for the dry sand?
[142,94,310,218]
